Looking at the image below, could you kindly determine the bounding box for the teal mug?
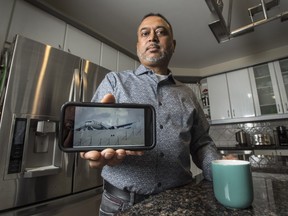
[212,160,254,209]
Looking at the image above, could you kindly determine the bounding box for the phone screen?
[59,102,156,151]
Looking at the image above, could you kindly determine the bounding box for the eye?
[155,28,168,36]
[140,30,150,37]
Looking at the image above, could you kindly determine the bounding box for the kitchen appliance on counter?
[235,130,248,146]
[276,126,288,146]
[0,35,109,213]
[253,133,272,145]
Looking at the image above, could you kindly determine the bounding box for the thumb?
[101,93,115,103]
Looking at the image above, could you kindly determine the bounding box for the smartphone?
[59,102,156,152]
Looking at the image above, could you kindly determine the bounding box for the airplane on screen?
[75,120,135,131]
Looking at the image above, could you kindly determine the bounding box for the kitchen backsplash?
[209,119,288,147]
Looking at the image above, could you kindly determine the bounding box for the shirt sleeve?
[191,136,222,181]
[91,72,115,102]
[189,101,222,181]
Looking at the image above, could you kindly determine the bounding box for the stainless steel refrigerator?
[0,35,109,214]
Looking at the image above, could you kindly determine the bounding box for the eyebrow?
[139,25,169,33]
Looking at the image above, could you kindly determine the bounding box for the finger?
[101,93,115,103]
[80,151,107,168]
[126,150,144,156]
[106,153,125,166]
[115,149,127,160]
[101,148,117,160]
[88,157,106,169]
[81,151,101,160]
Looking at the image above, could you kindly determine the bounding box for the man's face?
[137,16,176,67]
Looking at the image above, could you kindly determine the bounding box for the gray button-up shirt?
[92,65,221,195]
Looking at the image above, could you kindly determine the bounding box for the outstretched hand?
[80,93,144,168]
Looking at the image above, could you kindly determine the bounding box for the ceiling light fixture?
[206,0,288,43]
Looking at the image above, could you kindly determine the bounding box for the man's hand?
[222,154,238,160]
[80,148,144,168]
[79,93,144,168]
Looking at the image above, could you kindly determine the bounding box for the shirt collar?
[135,64,177,84]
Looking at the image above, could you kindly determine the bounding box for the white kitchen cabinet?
[0,0,14,50]
[274,58,288,114]
[64,25,101,64]
[7,0,66,49]
[118,52,135,71]
[207,74,231,120]
[207,69,255,121]
[227,69,255,118]
[100,43,118,71]
[249,62,283,115]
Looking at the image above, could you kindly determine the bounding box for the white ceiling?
[27,0,288,70]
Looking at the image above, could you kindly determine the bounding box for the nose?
[148,31,159,42]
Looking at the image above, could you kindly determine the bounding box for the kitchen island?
[119,172,288,216]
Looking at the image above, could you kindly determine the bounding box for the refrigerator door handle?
[0,50,9,113]
[75,153,79,168]
[80,70,88,102]
[69,69,81,102]
[23,165,61,178]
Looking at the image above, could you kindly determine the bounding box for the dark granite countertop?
[119,172,288,216]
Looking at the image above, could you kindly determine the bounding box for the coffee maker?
[276,126,288,146]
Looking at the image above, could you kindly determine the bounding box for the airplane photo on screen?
[73,106,145,147]
[75,119,135,131]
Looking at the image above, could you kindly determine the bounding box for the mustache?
[145,42,160,51]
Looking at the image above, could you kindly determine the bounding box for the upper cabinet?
[249,62,283,115]
[118,52,135,71]
[7,1,66,49]
[100,44,137,71]
[207,69,255,121]
[207,58,288,124]
[207,74,230,120]
[249,58,288,116]
[274,58,288,114]
[64,25,101,64]
[227,69,255,118]
[100,43,118,71]
[0,0,14,50]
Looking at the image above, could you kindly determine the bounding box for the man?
[80,13,222,215]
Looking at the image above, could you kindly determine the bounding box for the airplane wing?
[74,120,135,131]
[108,122,134,129]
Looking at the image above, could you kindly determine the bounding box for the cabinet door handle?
[277,104,281,113]
[286,103,288,112]
[227,110,230,117]
[233,109,235,117]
